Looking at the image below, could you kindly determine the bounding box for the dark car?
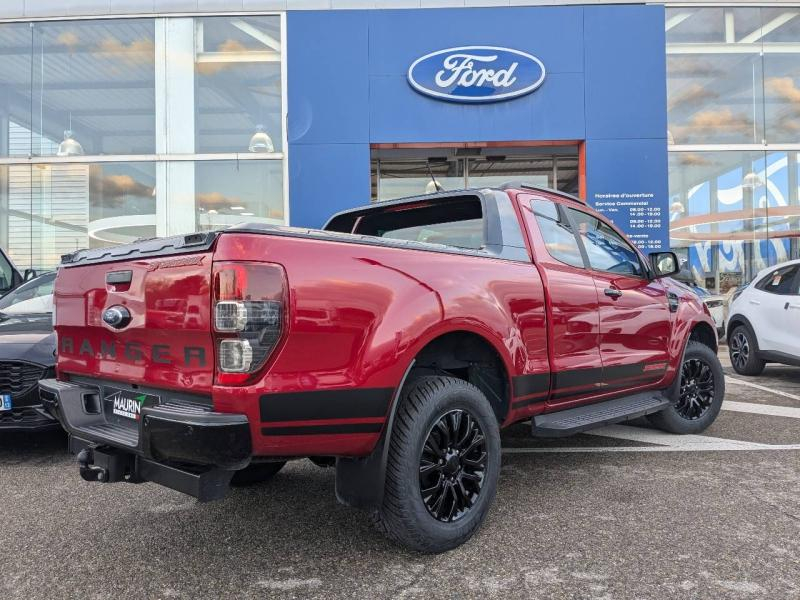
[0,271,59,431]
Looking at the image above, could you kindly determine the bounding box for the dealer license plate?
[1,394,11,411]
[103,388,160,426]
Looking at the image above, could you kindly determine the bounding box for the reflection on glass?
[373,159,466,201]
[372,152,579,201]
[195,17,282,154]
[667,52,764,145]
[666,7,800,146]
[669,151,800,293]
[195,160,283,231]
[0,162,156,270]
[27,20,156,156]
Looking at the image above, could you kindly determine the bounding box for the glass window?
[667,7,800,147]
[195,16,282,154]
[354,198,484,249]
[373,158,465,201]
[195,160,283,231]
[0,271,55,314]
[756,264,800,295]
[28,20,156,156]
[668,150,799,293]
[567,208,645,277]
[0,250,14,294]
[763,52,800,145]
[0,24,34,157]
[531,199,584,268]
[2,162,156,271]
[468,156,552,190]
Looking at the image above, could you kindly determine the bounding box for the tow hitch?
[69,435,235,501]
[76,445,138,484]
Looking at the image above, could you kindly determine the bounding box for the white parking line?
[585,424,763,447]
[502,443,800,454]
[723,400,800,419]
[726,376,800,403]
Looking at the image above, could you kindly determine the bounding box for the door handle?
[789,303,800,310]
[749,300,761,306]
[604,288,623,298]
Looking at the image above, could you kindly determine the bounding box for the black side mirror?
[649,251,680,279]
[23,268,37,281]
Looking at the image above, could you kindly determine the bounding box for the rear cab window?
[352,198,484,250]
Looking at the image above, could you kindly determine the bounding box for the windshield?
[0,272,55,315]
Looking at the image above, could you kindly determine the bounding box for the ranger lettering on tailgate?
[59,337,207,367]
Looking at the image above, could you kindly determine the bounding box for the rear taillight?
[212,262,287,385]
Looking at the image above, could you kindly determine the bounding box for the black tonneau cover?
[60,232,218,268]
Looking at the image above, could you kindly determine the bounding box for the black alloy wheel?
[729,330,750,372]
[419,409,487,523]
[675,357,715,420]
[647,340,725,434]
[373,376,501,553]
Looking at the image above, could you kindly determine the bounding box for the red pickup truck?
[41,185,724,553]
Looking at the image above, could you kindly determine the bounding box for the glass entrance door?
[371,145,580,201]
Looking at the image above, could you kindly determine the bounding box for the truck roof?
[324,183,584,229]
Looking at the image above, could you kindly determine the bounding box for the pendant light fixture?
[57,128,83,157]
[57,45,83,156]
[248,124,274,153]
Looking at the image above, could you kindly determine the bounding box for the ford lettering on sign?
[407,46,546,103]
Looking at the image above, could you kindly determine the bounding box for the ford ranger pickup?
[40,184,725,553]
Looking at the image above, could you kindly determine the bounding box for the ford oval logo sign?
[407,46,546,103]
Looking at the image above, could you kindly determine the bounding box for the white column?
[155,18,196,237]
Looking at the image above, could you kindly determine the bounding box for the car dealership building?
[0,0,797,293]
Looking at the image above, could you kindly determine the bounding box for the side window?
[0,250,14,293]
[566,208,645,278]
[531,199,584,268]
[756,265,800,295]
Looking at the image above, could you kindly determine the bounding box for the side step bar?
[531,391,671,438]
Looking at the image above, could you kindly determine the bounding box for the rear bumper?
[39,379,252,495]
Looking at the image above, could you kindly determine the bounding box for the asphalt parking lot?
[2,353,799,600]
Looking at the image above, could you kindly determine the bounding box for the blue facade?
[287,5,669,251]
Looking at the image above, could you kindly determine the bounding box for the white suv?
[726,258,800,375]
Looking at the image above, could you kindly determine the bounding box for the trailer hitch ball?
[77,447,108,483]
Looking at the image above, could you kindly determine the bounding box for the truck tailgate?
[55,234,216,394]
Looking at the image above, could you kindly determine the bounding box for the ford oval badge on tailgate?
[407,46,546,103]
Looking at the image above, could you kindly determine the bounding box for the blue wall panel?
[586,138,670,251]
[287,11,370,145]
[584,5,667,141]
[288,5,669,249]
[288,143,371,228]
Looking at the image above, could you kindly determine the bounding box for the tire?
[372,376,501,554]
[728,325,765,376]
[648,341,725,434]
[230,461,286,487]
